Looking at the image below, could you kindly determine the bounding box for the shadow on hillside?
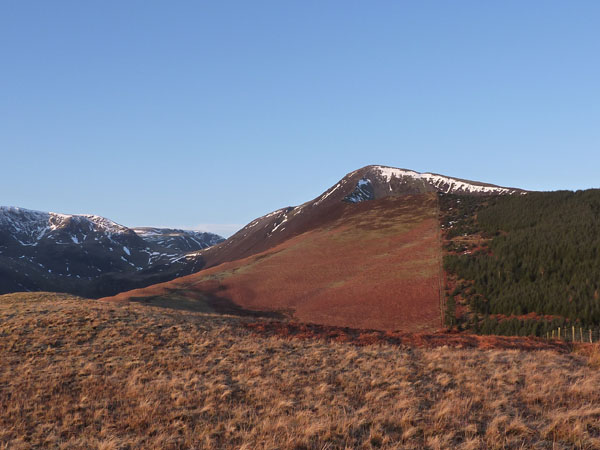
[129,292,290,320]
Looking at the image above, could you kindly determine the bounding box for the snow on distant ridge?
[368,165,520,195]
[0,206,131,245]
[132,227,224,251]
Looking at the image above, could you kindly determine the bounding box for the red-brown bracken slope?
[103,194,442,332]
[244,321,572,352]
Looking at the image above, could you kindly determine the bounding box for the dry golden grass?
[2,293,600,449]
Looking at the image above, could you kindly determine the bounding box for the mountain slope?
[0,207,223,297]
[2,165,521,306]
[192,165,524,272]
[105,194,444,331]
[102,165,524,330]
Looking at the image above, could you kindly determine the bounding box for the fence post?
[590,329,593,344]
[552,329,555,339]
[558,327,561,340]
[572,326,575,342]
[580,327,583,343]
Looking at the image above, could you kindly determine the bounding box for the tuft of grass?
[2,293,600,449]
[574,343,600,369]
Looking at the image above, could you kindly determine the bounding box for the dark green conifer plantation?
[444,295,456,327]
[442,190,600,332]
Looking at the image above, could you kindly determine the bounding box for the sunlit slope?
[2,293,595,448]
[104,194,442,331]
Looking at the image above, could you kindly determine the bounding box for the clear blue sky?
[2,1,599,236]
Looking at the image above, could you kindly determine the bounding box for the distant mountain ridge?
[0,206,224,297]
[132,227,223,252]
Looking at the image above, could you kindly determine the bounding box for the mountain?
[132,227,224,252]
[342,165,524,201]
[184,165,525,271]
[103,165,524,331]
[0,207,223,297]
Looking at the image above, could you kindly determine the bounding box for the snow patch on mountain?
[370,166,519,195]
[132,227,224,251]
[344,178,375,203]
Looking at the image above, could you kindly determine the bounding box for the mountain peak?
[340,165,524,202]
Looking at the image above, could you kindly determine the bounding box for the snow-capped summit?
[342,165,524,202]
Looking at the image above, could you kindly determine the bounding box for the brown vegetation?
[244,321,571,352]
[103,194,442,332]
[2,293,600,449]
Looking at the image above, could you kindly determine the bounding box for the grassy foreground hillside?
[2,293,600,449]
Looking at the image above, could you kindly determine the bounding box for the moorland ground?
[104,195,442,332]
[2,293,600,449]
